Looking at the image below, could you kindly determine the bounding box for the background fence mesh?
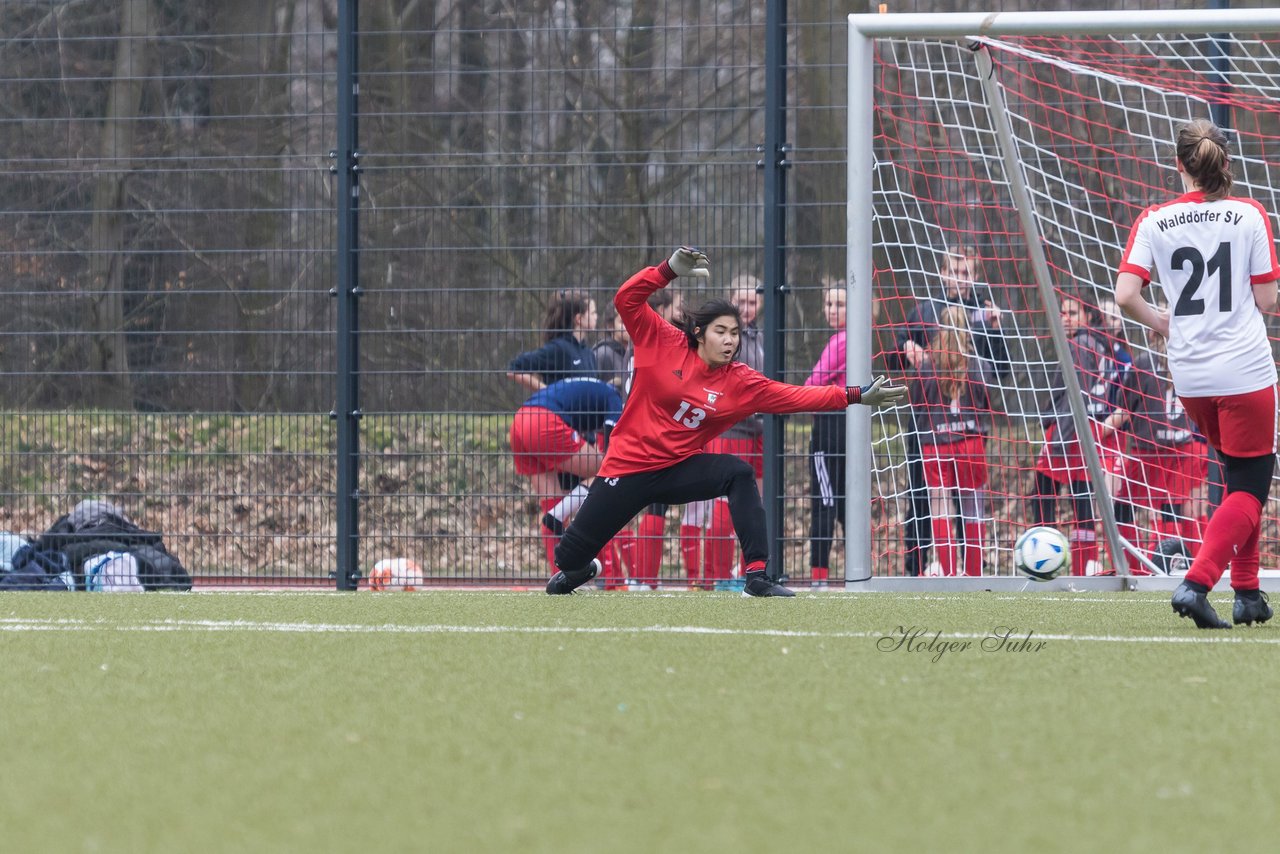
[0,1,1264,586]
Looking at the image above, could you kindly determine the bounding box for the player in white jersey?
[1116,118,1280,629]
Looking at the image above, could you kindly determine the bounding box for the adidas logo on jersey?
[672,369,683,378]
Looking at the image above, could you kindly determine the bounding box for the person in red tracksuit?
[1030,293,1113,575]
[547,247,908,596]
[620,287,684,588]
[910,306,992,577]
[1116,118,1280,629]
[1105,334,1197,575]
[699,274,767,589]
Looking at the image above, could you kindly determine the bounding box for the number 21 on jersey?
[672,401,707,429]
[1172,241,1231,316]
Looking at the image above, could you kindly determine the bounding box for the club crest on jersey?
[703,387,723,406]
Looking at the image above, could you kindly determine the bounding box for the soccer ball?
[1014,526,1070,581]
[368,558,424,591]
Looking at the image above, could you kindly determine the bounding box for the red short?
[705,434,765,479]
[1036,420,1121,484]
[509,405,585,475]
[1179,385,1278,458]
[1109,446,1189,508]
[1173,440,1210,499]
[921,435,988,490]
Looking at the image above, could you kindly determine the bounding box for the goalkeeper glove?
[847,375,907,407]
[667,246,711,278]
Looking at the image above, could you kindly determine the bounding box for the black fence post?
[762,0,789,582]
[334,0,361,590]
[1209,0,1233,131]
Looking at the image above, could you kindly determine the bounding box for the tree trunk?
[88,0,153,409]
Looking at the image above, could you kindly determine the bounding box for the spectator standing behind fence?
[804,279,849,588]
[546,247,907,597]
[1098,296,1205,564]
[507,289,600,392]
[1180,428,1223,559]
[700,275,767,590]
[889,246,1010,575]
[1096,297,1136,455]
[618,288,688,588]
[1094,296,1139,552]
[1031,293,1113,576]
[592,303,630,394]
[910,307,992,577]
[1116,118,1279,629]
[509,377,623,584]
[1104,327,1197,575]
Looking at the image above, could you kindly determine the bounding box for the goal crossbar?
[848,9,1280,39]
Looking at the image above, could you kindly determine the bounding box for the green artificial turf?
[0,590,1275,853]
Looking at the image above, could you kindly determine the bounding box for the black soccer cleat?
[1171,581,1231,630]
[546,559,600,595]
[541,512,565,537]
[742,572,795,598]
[1233,589,1273,626]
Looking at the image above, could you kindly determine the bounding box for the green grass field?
[1,590,1276,853]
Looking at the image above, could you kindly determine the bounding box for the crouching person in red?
[548,247,907,597]
[509,377,625,584]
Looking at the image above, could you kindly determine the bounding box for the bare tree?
[88,0,155,407]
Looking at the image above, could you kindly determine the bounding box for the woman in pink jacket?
[804,280,849,587]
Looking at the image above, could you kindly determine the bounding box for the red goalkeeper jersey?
[598,264,848,477]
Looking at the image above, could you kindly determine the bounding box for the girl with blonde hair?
[909,306,992,576]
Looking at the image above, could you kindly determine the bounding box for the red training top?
[598,263,848,477]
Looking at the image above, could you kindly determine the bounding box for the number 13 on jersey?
[672,401,707,429]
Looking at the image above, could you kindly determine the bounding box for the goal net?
[850,11,1280,580]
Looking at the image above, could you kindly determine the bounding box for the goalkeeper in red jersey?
[547,247,907,597]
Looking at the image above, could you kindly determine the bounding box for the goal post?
[846,9,1280,585]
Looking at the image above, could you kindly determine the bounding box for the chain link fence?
[0,0,1195,587]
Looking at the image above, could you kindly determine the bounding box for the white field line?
[0,616,1277,645]
[185,590,1197,605]
[178,588,1252,607]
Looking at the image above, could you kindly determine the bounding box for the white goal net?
[848,11,1280,581]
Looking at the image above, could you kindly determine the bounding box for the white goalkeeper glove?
[848,375,908,407]
[667,246,710,278]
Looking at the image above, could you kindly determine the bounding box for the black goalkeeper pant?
[554,454,766,576]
